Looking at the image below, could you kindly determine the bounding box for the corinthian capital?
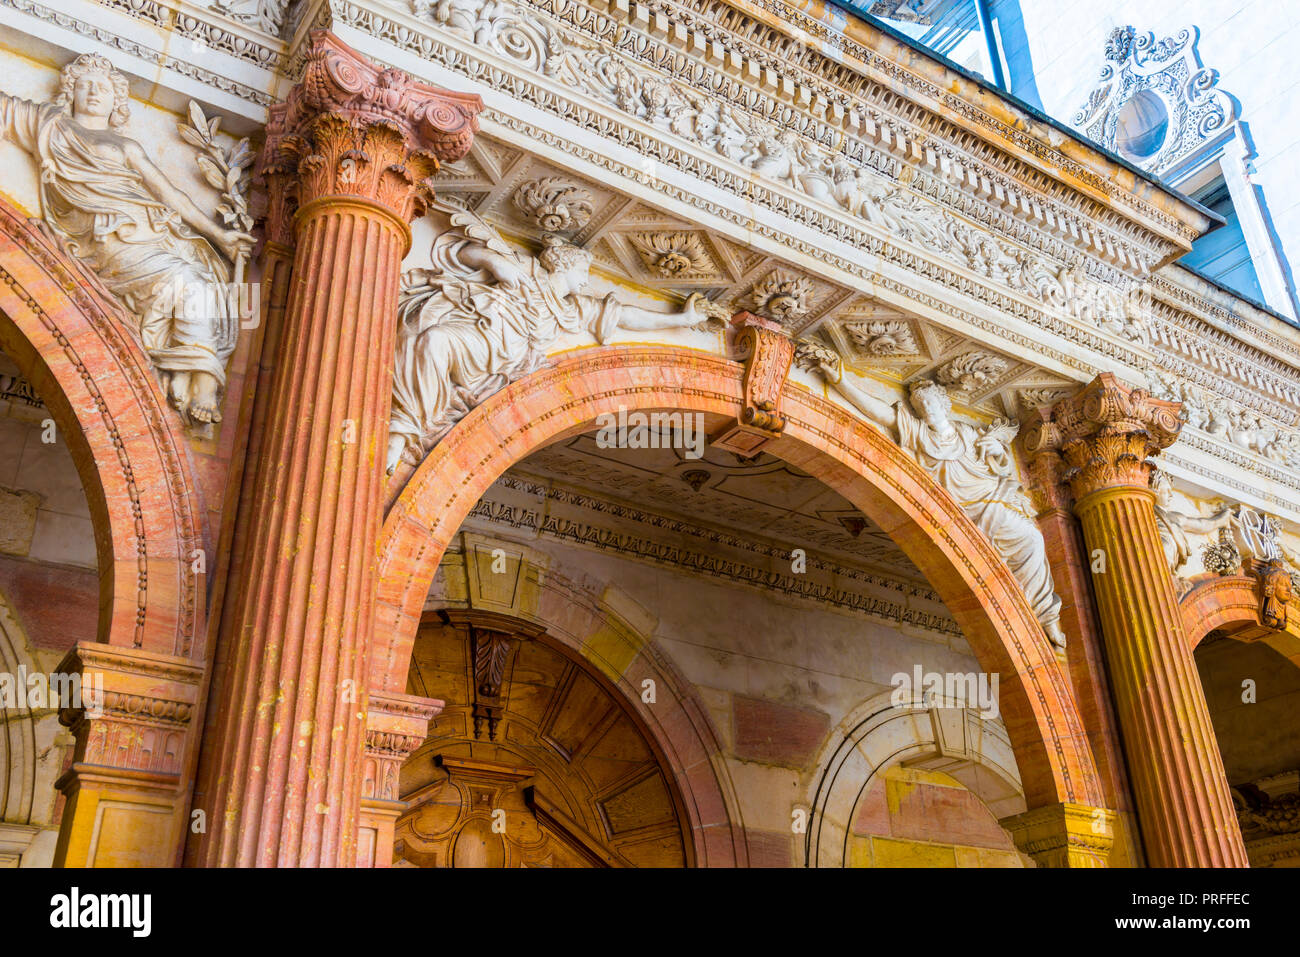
[1021,373,1183,499]
[262,31,482,233]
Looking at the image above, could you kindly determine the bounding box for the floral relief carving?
[512,176,594,233]
[935,351,1010,393]
[412,0,1107,303]
[843,319,919,356]
[748,271,813,323]
[629,231,712,277]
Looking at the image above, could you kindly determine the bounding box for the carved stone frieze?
[467,473,958,635]
[388,201,721,469]
[842,319,919,357]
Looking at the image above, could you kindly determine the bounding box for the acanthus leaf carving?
[935,351,1010,393]
[1023,373,1183,498]
[265,31,483,219]
[512,176,595,234]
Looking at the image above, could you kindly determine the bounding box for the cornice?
[2,0,279,109]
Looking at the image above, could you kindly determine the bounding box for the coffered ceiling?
[430,134,1082,422]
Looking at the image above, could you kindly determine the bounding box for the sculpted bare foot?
[169,371,191,411]
[188,372,222,423]
[386,434,406,475]
[187,398,222,423]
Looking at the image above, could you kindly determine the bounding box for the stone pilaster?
[1023,373,1249,867]
[192,31,480,868]
[51,644,204,867]
[357,691,441,868]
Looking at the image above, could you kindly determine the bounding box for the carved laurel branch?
[178,101,255,244]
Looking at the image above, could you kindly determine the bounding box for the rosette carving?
[264,31,482,227]
[1022,373,1183,499]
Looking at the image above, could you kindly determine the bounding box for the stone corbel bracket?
[709,311,796,458]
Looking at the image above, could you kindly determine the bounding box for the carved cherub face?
[57,55,129,129]
[909,382,952,427]
[74,73,114,120]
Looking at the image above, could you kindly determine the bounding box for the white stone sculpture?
[0,54,254,426]
[387,203,724,471]
[804,349,1067,649]
[1149,470,1234,578]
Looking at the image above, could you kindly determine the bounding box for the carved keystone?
[709,311,796,458]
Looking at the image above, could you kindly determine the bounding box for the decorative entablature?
[3,0,287,116]
[18,0,1300,521]
[320,0,1206,278]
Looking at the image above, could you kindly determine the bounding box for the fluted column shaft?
[1073,484,1247,867]
[217,198,405,867]
[191,31,480,867]
[1025,373,1248,868]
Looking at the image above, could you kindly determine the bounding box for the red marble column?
[192,32,480,867]
[1023,374,1248,867]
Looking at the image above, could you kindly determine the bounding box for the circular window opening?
[1115,90,1169,162]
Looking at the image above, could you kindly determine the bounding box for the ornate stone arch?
[0,198,205,660]
[1181,575,1300,666]
[0,589,71,866]
[805,689,1025,868]
[374,345,1105,820]
[0,198,209,867]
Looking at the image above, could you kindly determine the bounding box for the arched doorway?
[1183,575,1300,866]
[373,345,1105,860]
[0,198,208,866]
[396,610,693,867]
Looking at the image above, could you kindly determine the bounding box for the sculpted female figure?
[0,54,251,423]
[387,205,721,471]
[810,354,1067,649]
